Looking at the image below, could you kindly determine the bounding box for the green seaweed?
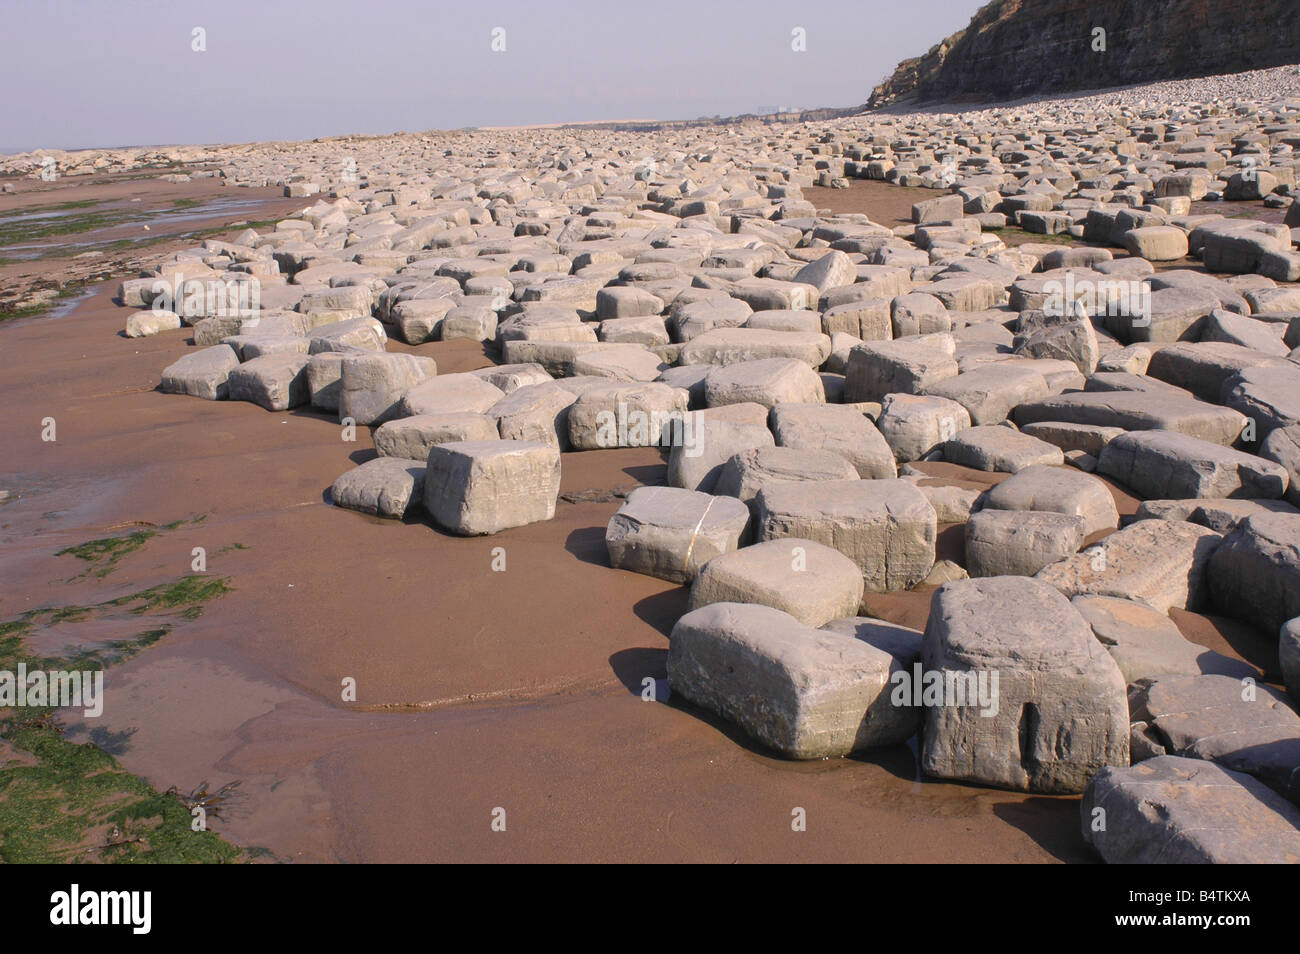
[0,563,243,861]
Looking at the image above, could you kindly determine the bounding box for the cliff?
[867,0,1300,108]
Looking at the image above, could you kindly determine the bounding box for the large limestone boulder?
[702,358,824,409]
[1208,513,1300,637]
[373,413,498,460]
[875,393,972,463]
[331,457,425,519]
[1012,309,1101,375]
[965,509,1086,577]
[126,309,182,338]
[769,404,896,478]
[1132,674,1300,803]
[922,365,1051,426]
[1013,391,1247,446]
[423,439,561,535]
[943,425,1065,473]
[1072,594,1252,683]
[1123,225,1189,262]
[687,538,864,627]
[667,602,916,759]
[401,373,505,418]
[1146,341,1288,403]
[489,382,577,450]
[679,328,831,367]
[1097,430,1288,500]
[793,249,857,294]
[921,577,1129,793]
[160,344,240,401]
[755,479,936,591]
[567,382,689,451]
[339,353,438,425]
[1221,364,1300,440]
[226,353,311,411]
[714,446,859,507]
[306,352,345,411]
[308,316,387,353]
[666,405,774,493]
[1036,519,1221,613]
[605,487,750,583]
[1082,756,1300,863]
[570,347,668,382]
[979,464,1119,536]
[844,339,958,404]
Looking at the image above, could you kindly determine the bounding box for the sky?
[0,0,989,152]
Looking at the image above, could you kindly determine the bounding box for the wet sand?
[1,176,1273,864]
[0,282,1093,863]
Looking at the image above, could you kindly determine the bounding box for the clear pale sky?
[0,0,988,152]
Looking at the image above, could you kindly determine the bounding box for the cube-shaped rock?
[567,382,690,451]
[702,358,824,409]
[489,382,578,450]
[769,404,896,478]
[374,413,498,460]
[1208,513,1300,636]
[331,457,425,519]
[423,440,560,535]
[965,509,1086,577]
[339,353,438,425]
[875,393,972,463]
[715,446,859,506]
[844,339,958,404]
[668,602,916,759]
[160,345,240,401]
[606,487,751,583]
[227,353,311,411]
[979,464,1119,536]
[755,479,936,591]
[687,538,864,627]
[921,577,1129,793]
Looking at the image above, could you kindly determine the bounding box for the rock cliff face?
[868,0,1300,107]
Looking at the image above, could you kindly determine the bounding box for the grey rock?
[331,457,424,519]
[1133,674,1300,803]
[755,479,936,591]
[423,439,561,535]
[606,487,750,583]
[687,538,864,627]
[922,577,1129,794]
[160,344,240,401]
[1097,429,1288,500]
[667,602,914,759]
[374,413,498,460]
[965,509,1086,577]
[1208,513,1300,637]
[943,425,1065,473]
[1082,756,1300,863]
[1036,519,1221,613]
[769,404,896,478]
